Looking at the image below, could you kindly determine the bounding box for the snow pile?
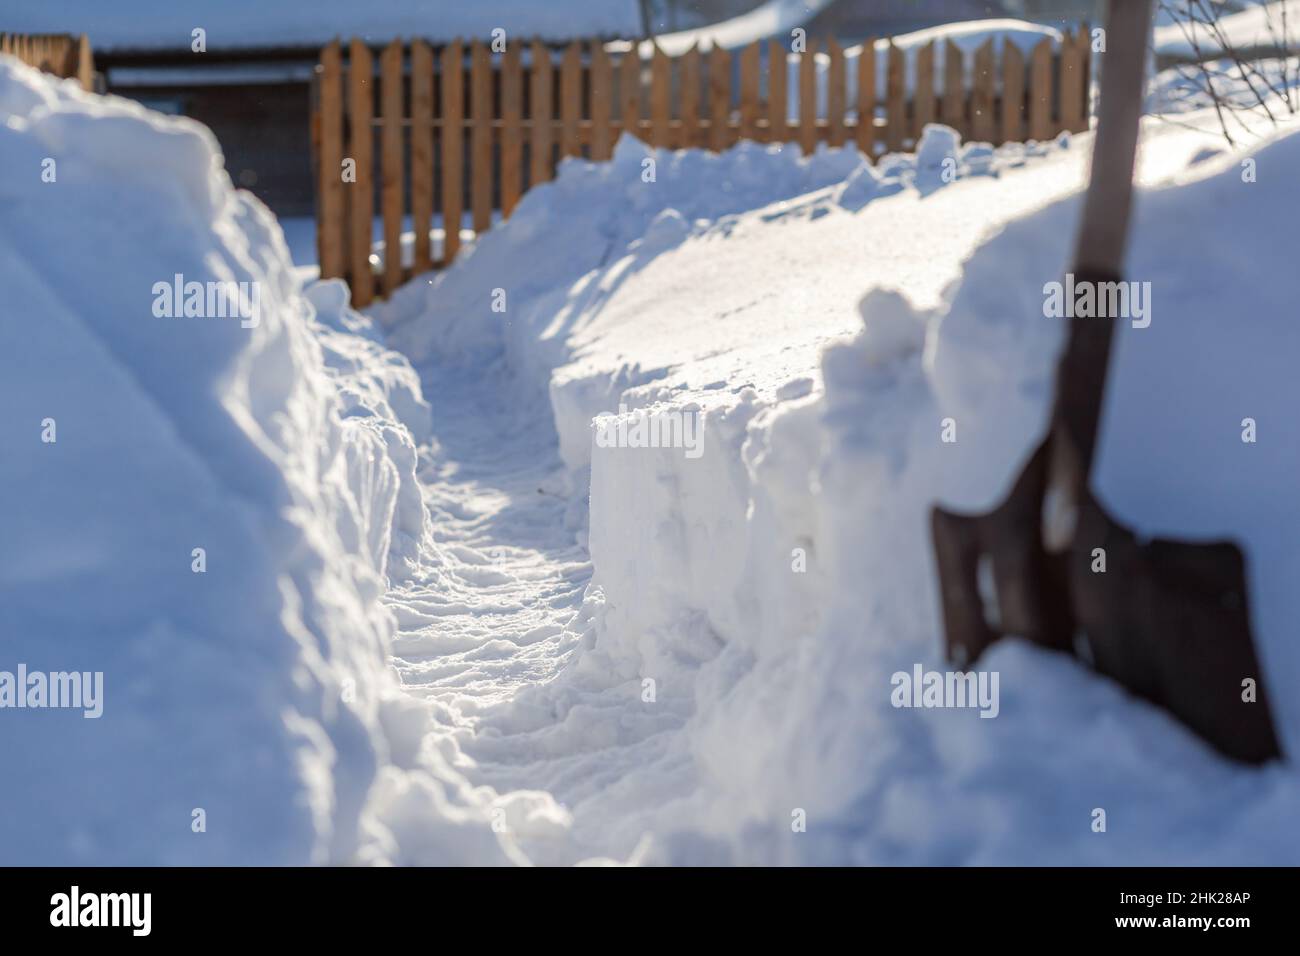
[380,135,865,411]
[387,104,1300,863]
[768,123,1300,864]
[386,126,1063,502]
[0,58,531,865]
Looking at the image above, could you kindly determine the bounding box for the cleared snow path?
[385,357,696,864]
[376,114,1300,866]
[386,358,588,714]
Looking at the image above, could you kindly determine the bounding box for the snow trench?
[9,50,1299,865]
[382,120,1300,864]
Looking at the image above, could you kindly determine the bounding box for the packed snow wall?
[0,58,526,865]
[384,116,1300,863]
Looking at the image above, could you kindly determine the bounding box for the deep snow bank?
[387,109,1300,863]
[382,129,1032,487]
[761,123,1300,865]
[0,58,522,864]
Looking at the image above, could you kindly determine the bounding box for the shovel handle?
[1053,0,1153,485]
[1073,0,1153,275]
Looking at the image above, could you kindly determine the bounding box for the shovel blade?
[931,446,1281,765]
[931,442,1072,666]
[1073,495,1281,764]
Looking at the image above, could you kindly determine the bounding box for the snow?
[878,18,1063,55]
[1153,0,1267,29]
[859,20,1064,92]
[0,58,531,865]
[617,0,837,57]
[1154,0,1300,58]
[0,0,643,52]
[379,101,1300,863]
[1148,53,1300,114]
[8,37,1299,865]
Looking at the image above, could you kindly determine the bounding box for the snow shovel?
[929,0,1280,764]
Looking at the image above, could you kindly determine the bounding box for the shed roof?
[0,0,644,53]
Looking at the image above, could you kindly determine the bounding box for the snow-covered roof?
[1154,0,1300,59]
[0,0,644,53]
[621,0,836,57]
[612,12,1062,60]
[870,18,1062,56]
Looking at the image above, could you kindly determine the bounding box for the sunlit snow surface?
[379,102,1300,864]
[4,53,1298,864]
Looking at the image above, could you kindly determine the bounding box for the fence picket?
[710,46,732,152]
[530,40,553,184]
[500,41,524,213]
[380,40,404,296]
[681,44,702,148]
[827,37,845,147]
[1059,29,1086,133]
[317,40,345,281]
[1002,39,1025,144]
[348,38,374,305]
[651,46,671,147]
[914,41,935,140]
[620,46,641,144]
[590,42,613,159]
[76,34,93,90]
[768,39,787,143]
[799,38,816,155]
[942,40,965,138]
[410,40,434,272]
[857,38,875,158]
[561,41,582,157]
[441,40,464,265]
[471,41,493,235]
[972,39,996,143]
[739,41,760,141]
[886,42,904,152]
[1029,38,1053,140]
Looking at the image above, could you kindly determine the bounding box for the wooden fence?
[0,33,93,90]
[315,30,1091,305]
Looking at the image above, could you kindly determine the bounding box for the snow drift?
[386,102,1300,864]
[0,58,525,865]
